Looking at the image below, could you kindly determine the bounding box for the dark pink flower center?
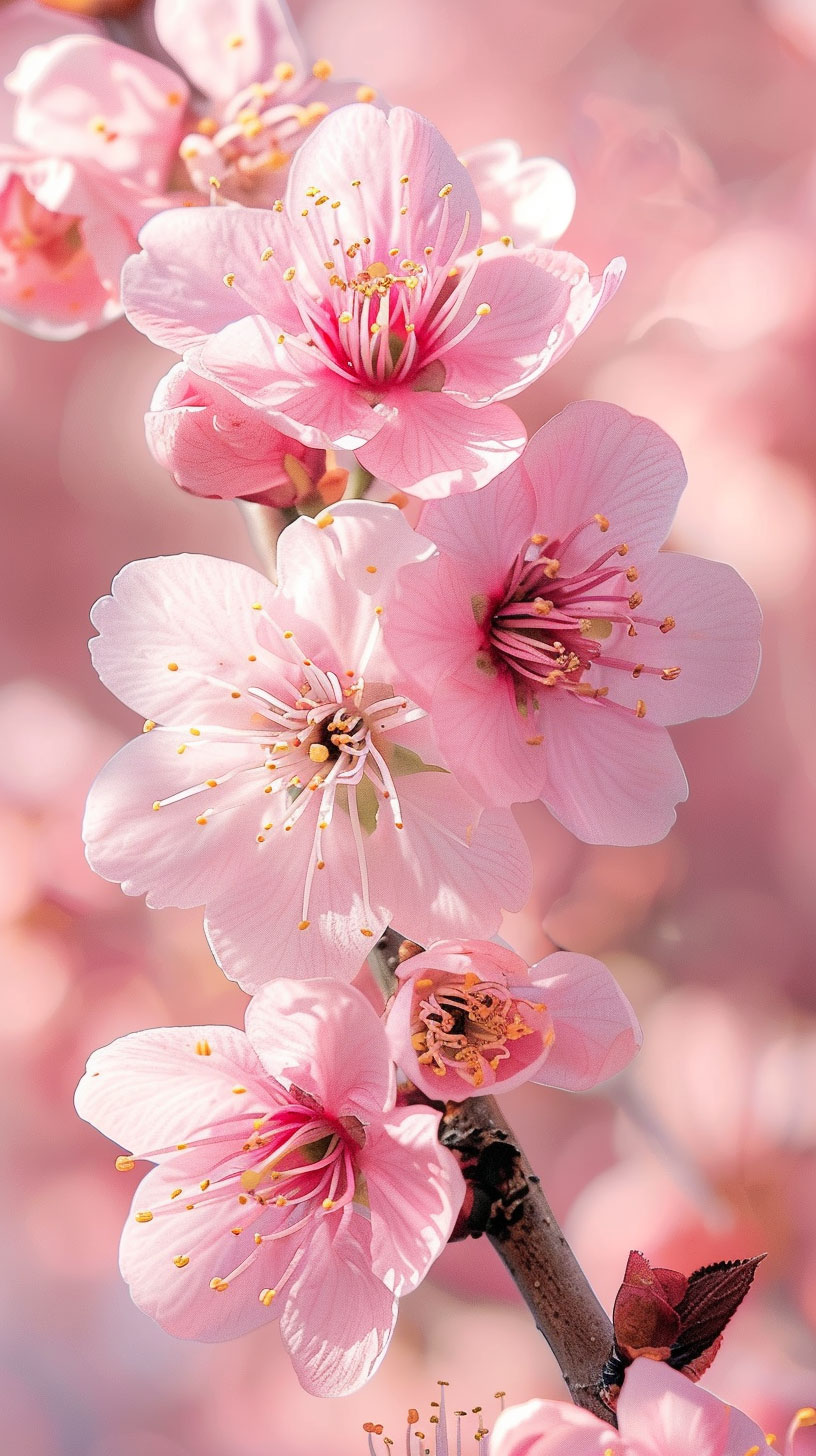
[483,515,679,728]
[411,971,549,1089]
[128,1089,364,1305]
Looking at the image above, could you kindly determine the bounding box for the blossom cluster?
[5,0,772,1425]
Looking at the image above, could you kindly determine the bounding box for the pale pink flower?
[384,401,761,845]
[491,1358,815,1456]
[82,503,531,991]
[74,977,464,1395]
[1,33,189,336]
[154,0,372,205]
[122,104,624,494]
[145,361,347,505]
[386,938,640,1100]
[461,140,576,249]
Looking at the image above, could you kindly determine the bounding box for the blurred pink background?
[3,0,816,1450]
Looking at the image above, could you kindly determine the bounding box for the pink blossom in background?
[74,977,464,1394]
[145,360,348,505]
[386,938,640,1099]
[153,0,371,205]
[1,29,190,336]
[122,103,623,494]
[385,400,761,843]
[490,1358,815,1456]
[460,140,576,249]
[82,503,531,990]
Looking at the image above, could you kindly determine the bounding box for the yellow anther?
[439,184,453,197]
[195,1039,211,1055]
[338,310,353,325]
[322,1198,335,1210]
[309,744,330,763]
[167,662,179,672]
[360,927,374,938]
[275,1195,287,1206]
[196,116,218,136]
[283,266,296,281]
[200,1179,210,1190]
[231,1227,242,1236]
[475,303,491,316]
[636,699,647,718]
[210,1277,230,1290]
[526,734,544,746]
[628,591,643,609]
[351,178,361,187]
[259,1288,276,1305]
[206,779,218,788]
[135,1211,153,1223]
[298,919,310,931]
[143,719,156,732]
[173,1254,190,1267]
[170,1188,182,1199]
[152,801,161,812]
[594,512,610,531]
[500,234,513,246]
[366,564,377,573]
[316,513,334,528]
[209,176,221,189]
[312,58,333,79]
[177,745,186,755]
[89,115,108,134]
[543,559,560,578]
[661,666,681,680]
[233,1086,247,1094]
[357,85,377,102]
[177,1143,187,1150]
[530,532,548,545]
[274,60,295,81]
[225,33,244,47]
[115,1156,135,1172]
[660,616,676,633]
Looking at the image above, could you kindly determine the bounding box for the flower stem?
[238,501,298,581]
[345,464,374,500]
[439,1094,616,1424]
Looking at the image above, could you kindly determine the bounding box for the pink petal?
[202,799,390,991]
[280,1213,397,1395]
[383,553,481,707]
[83,730,268,908]
[539,250,627,373]
[194,314,380,449]
[417,456,536,587]
[244,979,395,1119]
[74,1023,272,1158]
[360,1106,465,1295]
[491,1397,610,1456]
[541,692,689,845]
[370,773,532,944]
[462,140,576,247]
[529,952,642,1091]
[523,401,688,560]
[122,206,289,352]
[591,552,762,727]
[145,362,306,503]
[276,501,432,672]
[89,553,281,724]
[437,251,575,402]
[617,1359,743,1456]
[355,389,526,494]
[11,36,188,191]
[119,1161,299,1341]
[288,104,481,271]
[429,659,548,806]
[154,0,306,104]
[0,0,101,133]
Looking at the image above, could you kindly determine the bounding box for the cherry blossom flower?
[490,1358,816,1456]
[74,977,464,1395]
[122,104,624,494]
[386,939,640,1099]
[153,0,373,205]
[145,361,348,505]
[384,401,761,844]
[461,140,576,249]
[82,502,531,991]
[1,31,189,337]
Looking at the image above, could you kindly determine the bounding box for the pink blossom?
[154,0,372,205]
[122,104,624,494]
[145,361,347,505]
[491,1358,815,1456]
[1,33,189,336]
[386,939,640,1099]
[461,140,576,249]
[82,502,531,991]
[74,977,464,1394]
[384,401,761,844]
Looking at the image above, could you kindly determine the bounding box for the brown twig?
[440,1095,616,1423]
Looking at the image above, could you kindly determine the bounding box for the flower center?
[1,177,84,274]
[483,516,679,727]
[411,972,542,1089]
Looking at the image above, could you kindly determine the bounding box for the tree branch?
[440,1094,616,1424]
